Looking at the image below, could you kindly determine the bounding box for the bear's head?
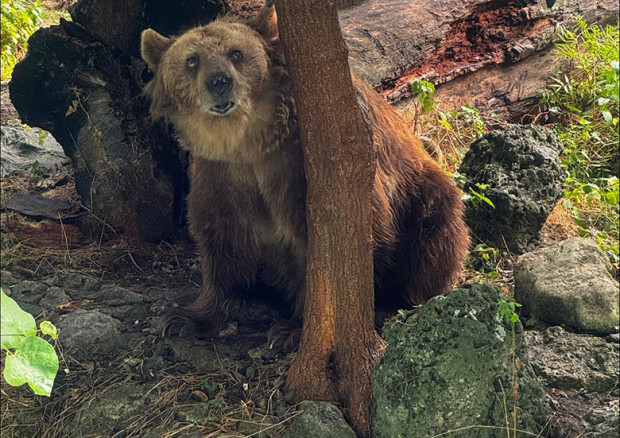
[141,6,282,161]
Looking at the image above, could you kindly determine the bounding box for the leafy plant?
[540,18,619,264]
[452,172,496,209]
[464,183,495,209]
[1,289,59,396]
[498,298,522,324]
[411,80,436,114]
[470,243,501,279]
[434,104,491,164]
[411,79,436,133]
[1,0,43,80]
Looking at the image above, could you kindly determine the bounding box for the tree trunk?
[276,1,385,436]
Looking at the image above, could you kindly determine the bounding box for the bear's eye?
[186,55,199,70]
[228,49,244,62]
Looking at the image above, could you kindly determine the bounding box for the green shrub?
[541,18,619,263]
[1,0,43,80]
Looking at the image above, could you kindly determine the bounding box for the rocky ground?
[1,80,619,437]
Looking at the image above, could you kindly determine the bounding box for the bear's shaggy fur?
[141,6,469,335]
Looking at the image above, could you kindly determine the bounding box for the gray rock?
[97,284,144,305]
[585,408,619,438]
[0,270,20,288]
[38,287,71,309]
[57,310,126,355]
[9,266,39,280]
[372,284,549,438]
[0,125,69,177]
[11,280,49,303]
[69,383,153,436]
[514,237,619,333]
[281,401,356,438]
[458,124,565,253]
[547,392,619,438]
[60,273,100,291]
[525,326,619,393]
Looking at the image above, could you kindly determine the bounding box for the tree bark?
[276,1,385,436]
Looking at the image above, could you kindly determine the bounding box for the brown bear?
[141,5,469,339]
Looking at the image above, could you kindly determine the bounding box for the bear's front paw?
[161,310,227,338]
[267,318,301,353]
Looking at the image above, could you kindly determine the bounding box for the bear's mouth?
[210,101,235,115]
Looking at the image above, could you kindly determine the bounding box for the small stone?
[281,401,356,438]
[9,266,39,280]
[98,284,144,305]
[515,237,619,333]
[68,384,152,436]
[39,287,71,309]
[0,270,19,288]
[61,273,100,291]
[57,310,126,356]
[11,280,49,303]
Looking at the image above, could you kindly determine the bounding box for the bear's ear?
[250,4,278,42]
[141,28,173,71]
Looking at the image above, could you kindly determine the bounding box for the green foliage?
[1,290,59,397]
[470,243,501,280]
[411,79,436,115]
[541,18,619,263]
[437,104,488,145]
[465,183,495,209]
[201,380,220,397]
[498,298,522,324]
[433,104,491,164]
[452,172,495,209]
[1,0,43,80]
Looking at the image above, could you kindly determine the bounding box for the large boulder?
[371,284,549,438]
[514,237,619,333]
[458,124,565,253]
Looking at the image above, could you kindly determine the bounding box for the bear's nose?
[206,72,233,97]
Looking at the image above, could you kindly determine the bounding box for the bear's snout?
[206,71,233,98]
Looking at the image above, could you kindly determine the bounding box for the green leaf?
[39,321,57,340]
[3,336,59,397]
[602,110,613,124]
[469,187,496,208]
[1,290,37,350]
